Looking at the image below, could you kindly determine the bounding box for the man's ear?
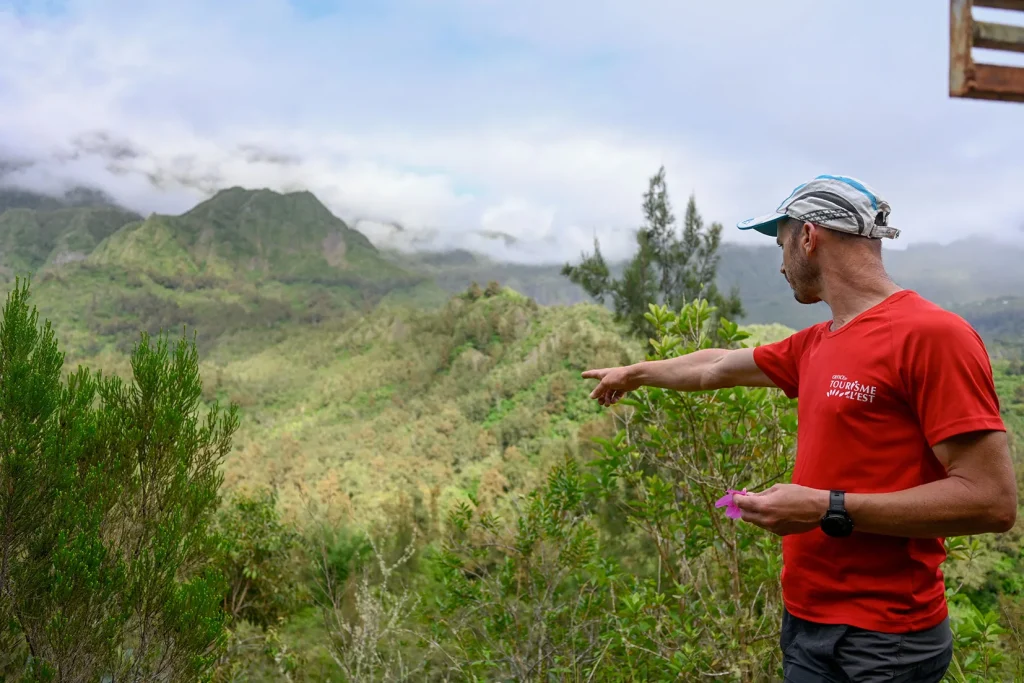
[800,221,819,254]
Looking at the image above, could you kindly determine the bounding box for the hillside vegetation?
[0,185,637,522]
[89,188,404,285]
[0,184,1022,680]
[0,205,141,278]
[201,286,640,524]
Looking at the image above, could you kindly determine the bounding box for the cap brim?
[736,212,785,237]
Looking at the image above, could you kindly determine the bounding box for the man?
[581,175,1018,682]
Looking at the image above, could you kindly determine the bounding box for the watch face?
[822,513,853,537]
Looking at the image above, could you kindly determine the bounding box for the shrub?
[0,279,239,681]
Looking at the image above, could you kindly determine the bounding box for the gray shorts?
[780,608,953,682]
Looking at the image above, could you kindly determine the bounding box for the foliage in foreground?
[428,300,793,681]
[0,279,239,681]
[0,278,1021,682]
[313,301,1023,683]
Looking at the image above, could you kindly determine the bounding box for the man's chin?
[792,291,821,305]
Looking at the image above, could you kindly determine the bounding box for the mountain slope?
[90,188,407,286]
[957,296,1024,357]
[0,206,141,280]
[23,188,438,361]
[200,286,641,524]
[0,185,122,213]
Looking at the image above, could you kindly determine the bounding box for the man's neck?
[821,266,903,331]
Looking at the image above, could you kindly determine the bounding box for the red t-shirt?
[753,290,1005,633]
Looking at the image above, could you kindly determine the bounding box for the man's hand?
[581,366,642,407]
[732,484,829,536]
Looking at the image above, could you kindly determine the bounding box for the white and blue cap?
[737,175,900,240]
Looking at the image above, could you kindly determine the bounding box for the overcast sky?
[1,0,1023,262]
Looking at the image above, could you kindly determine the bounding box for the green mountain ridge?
[0,184,121,213]
[0,205,142,279]
[4,187,439,361]
[4,183,1022,355]
[89,187,409,287]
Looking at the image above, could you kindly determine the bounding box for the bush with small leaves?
[430,456,616,681]
[942,534,1024,681]
[214,488,307,630]
[0,278,240,682]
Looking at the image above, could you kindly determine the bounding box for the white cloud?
[1,0,1022,264]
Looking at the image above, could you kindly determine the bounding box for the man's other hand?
[581,366,641,407]
[732,484,830,536]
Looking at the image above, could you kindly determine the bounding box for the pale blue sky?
[1,0,1022,262]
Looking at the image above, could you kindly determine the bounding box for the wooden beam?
[964,62,1024,102]
[973,0,1024,10]
[951,0,1024,101]
[974,19,1024,53]
[950,0,975,98]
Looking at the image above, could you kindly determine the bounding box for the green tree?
[0,279,239,681]
[212,489,308,682]
[562,167,743,340]
[0,279,122,680]
[588,300,796,681]
[215,489,306,630]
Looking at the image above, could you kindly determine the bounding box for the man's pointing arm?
[582,347,777,407]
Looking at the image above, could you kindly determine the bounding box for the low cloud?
[61,131,141,163]
[0,155,35,180]
[237,144,303,167]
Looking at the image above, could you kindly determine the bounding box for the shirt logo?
[825,374,878,403]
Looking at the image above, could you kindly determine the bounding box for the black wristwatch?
[820,490,854,538]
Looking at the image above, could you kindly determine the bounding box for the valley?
[1,183,1022,680]
[4,184,1023,523]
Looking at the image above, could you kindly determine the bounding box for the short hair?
[782,217,881,250]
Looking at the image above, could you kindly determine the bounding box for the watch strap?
[829,490,845,514]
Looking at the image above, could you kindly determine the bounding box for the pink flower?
[715,488,748,519]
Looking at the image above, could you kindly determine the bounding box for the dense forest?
[0,182,1020,681]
